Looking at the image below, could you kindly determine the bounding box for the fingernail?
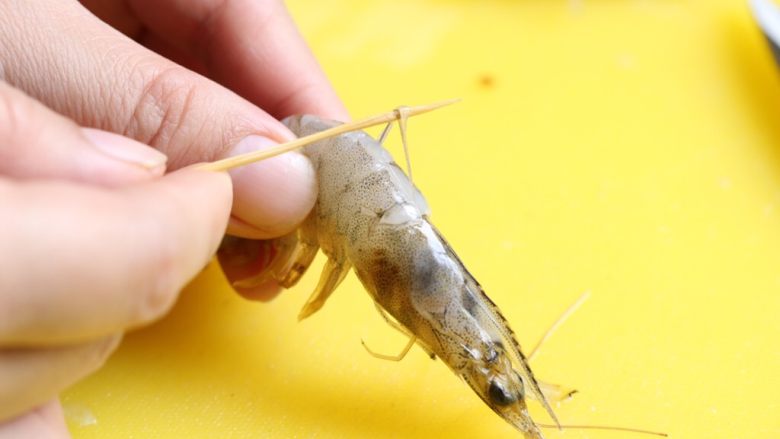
[81,128,167,171]
[227,135,317,239]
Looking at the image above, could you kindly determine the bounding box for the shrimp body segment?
[229,115,554,438]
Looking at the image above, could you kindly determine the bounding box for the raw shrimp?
[224,114,558,438]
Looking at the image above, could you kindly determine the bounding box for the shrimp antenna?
[537,422,668,437]
[528,290,591,362]
[194,99,460,172]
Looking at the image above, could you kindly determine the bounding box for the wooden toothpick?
[194,99,459,172]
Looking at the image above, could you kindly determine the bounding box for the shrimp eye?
[488,380,517,406]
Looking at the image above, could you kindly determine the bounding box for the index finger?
[127,0,348,120]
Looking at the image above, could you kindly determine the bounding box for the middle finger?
[0,335,120,422]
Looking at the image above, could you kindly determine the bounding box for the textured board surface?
[65,1,780,437]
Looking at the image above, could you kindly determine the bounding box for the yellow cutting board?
[64,1,780,437]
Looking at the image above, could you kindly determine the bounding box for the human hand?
[0,82,232,436]
[0,0,348,300]
[0,1,346,434]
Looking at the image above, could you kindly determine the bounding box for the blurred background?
[65,1,780,437]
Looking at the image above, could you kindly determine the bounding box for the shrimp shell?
[224,115,558,438]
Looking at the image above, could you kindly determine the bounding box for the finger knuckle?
[125,66,206,164]
[0,84,36,151]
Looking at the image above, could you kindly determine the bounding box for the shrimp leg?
[536,382,577,402]
[524,292,589,403]
[362,302,437,361]
[297,258,352,320]
[378,122,393,145]
[528,291,590,362]
[372,302,408,336]
[232,217,319,289]
[395,106,413,181]
[361,335,417,361]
